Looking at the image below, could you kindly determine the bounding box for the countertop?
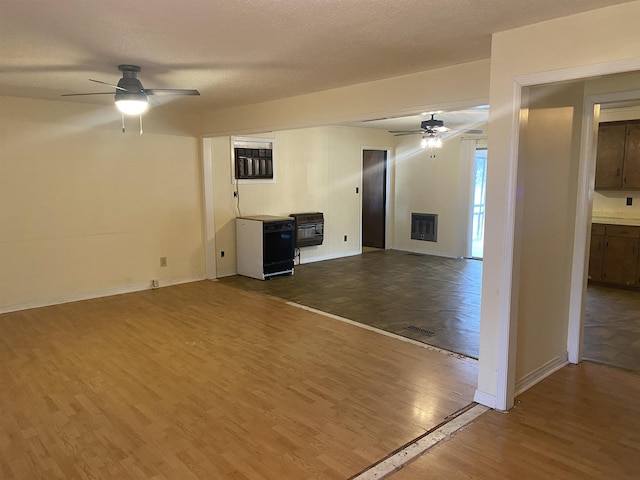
[238,215,293,222]
[592,215,640,226]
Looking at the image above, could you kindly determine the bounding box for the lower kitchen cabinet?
[588,233,605,281]
[590,223,640,287]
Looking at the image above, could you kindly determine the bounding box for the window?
[471,147,487,259]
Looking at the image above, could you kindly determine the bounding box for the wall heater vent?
[411,213,438,242]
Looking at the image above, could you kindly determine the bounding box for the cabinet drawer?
[591,223,606,236]
[606,225,640,238]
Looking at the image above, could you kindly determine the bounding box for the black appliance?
[236,215,295,280]
[290,212,324,247]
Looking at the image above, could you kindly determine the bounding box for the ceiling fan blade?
[389,130,425,135]
[144,88,200,96]
[60,92,114,96]
[446,129,484,134]
[89,78,128,91]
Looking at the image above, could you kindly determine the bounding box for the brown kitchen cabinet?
[624,123,640,188]
[590,223,640,287]
[595,120,640,190]
[588,224,605,281]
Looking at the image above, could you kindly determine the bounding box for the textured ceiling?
[0,0,634,117]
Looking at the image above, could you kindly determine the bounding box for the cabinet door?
[591,223,606,236]
[622,123,640,189]
[588,235,605,281]
[602,236,638,286]
[595,123,626,189]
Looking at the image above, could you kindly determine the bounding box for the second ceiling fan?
[389,114,483,136]
[389,113,483,149]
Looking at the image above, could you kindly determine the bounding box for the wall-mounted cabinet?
[589,223,640,287]
[231,136,275,183]
[595,120,640,190]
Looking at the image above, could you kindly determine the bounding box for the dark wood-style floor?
[220,250,482,358]
[221,249,640,372]
[584,283,640,372]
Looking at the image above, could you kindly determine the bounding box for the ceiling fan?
[389,114,483,136]
[389,114,483,149]
[62,64,200,133]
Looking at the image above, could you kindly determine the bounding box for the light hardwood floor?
[389,362,640,480]
[0,281,477,479]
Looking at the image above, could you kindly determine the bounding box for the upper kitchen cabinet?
[624,122,640,188]
[595,120,640,190]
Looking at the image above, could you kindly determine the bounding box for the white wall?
[209,126,394,277]
[0,96,204,312]
[203,60,492,276]
[478,0,640,409]
[394,130,486,257]
[514,83,584,382]
[209,122,487,275]
[327,127,394,254]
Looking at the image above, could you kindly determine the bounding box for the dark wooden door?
[362,150,387,249]
[595,123,626,189]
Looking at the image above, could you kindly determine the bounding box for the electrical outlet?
[233,191,238,198]
[160,256,168,267]
[627,197,633,206]
[344,235,348,242]
[221,251,225,258]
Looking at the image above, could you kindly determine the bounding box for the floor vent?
[407,253,426,257]
[406,325,437,337]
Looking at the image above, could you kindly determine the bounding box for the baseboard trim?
[214,269,238,278]
[473,389,496,409]
[300,250,361,264]
[514,353,569,397]
[0,275,206,314]
[391,247,460,259]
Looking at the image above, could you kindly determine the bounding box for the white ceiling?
[0,0,634,120]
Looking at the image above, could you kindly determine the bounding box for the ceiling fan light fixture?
[421,133,442,149]
[114,70,149,115]
[115,97,148,115]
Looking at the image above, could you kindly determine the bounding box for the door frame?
[202,137,217,280]
[360,147,392,251]
[567,89,640,364]
[485,58,640,411]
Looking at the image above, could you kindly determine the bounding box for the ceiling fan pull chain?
[139,115,143,136]
[122,113,126,134]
